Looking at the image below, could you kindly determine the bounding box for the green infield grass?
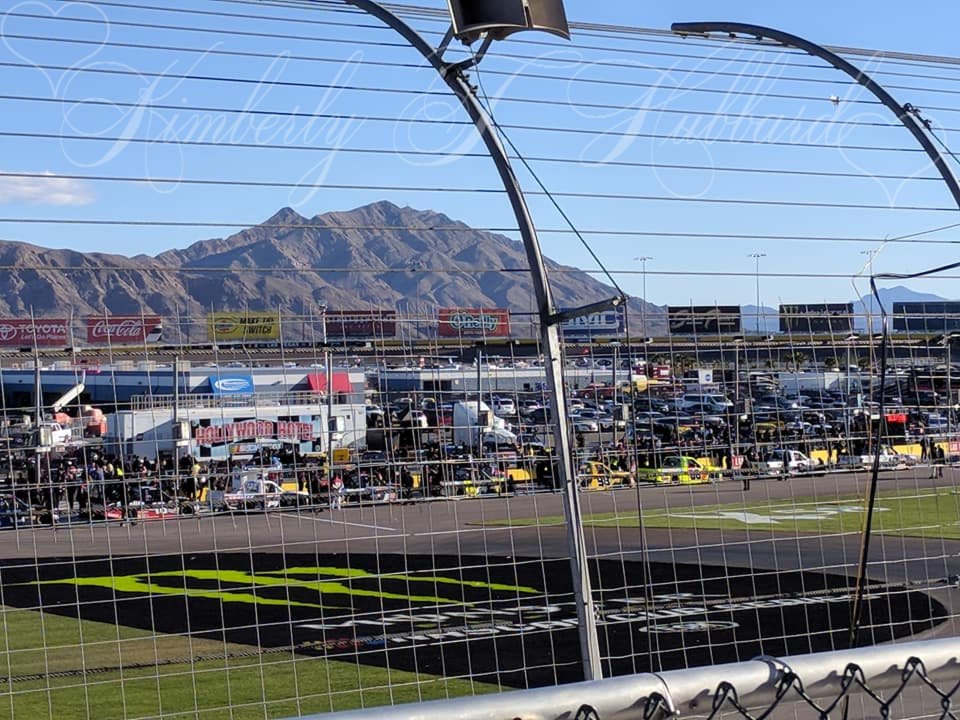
[0,606,495,719]
[480,487,960,538]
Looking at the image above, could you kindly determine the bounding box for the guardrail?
[297,637,960,720]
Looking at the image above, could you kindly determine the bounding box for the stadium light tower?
[749,253,766,335]
[341,0,605,681]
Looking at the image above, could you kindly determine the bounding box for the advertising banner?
[0,318,70,347]
[778,303,853,334]
[560,306,625,338]
[323,310,396,339]
[86,315,162,344]
[438,308,511,337]
[207,312,280,342]
[893,302,960,332]
[668,306,741,335]
[193,419,314,445]
[208,375,255,395]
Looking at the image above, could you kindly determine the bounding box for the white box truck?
[452,401,516,451]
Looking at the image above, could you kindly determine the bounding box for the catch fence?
[0,1,958,719]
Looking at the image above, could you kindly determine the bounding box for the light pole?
[609,341,621,445]
[319,305,335,491]
[408,259,425,343]
[749,253,766,336]
[939,333,959,432]
[634,256,653,337]
[860,248,879,333]
[343,0,603,681]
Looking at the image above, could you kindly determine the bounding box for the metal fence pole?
[341,0,602,680]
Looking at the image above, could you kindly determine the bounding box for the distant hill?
[745,286,953,334]
[0,201,665,340]
[740,305,780,334]
[853,285,950,332]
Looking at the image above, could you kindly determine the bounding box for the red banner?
[438,308,510,338]
[85,316,162,344]
[324,310,396,339]
[0,318,70,347]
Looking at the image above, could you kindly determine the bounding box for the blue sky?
[1,0,959,309]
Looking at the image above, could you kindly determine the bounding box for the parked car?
[573,419,600,434]
[491,396,516,416]
[0,495,39,529]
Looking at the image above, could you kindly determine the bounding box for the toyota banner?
[438,308,511,338]
[0,318,70,347]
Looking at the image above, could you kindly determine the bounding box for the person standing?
[931,444,945,479]
[330,474,344,510]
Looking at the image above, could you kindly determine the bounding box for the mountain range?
[0,201,949,339]
[0,201,664,339]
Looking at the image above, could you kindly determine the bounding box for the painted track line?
[281,514,397,532]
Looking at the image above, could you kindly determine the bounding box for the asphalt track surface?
[1,467,958,689]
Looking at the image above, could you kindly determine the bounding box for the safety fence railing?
[303,637,960,720]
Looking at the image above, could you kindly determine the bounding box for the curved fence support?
[671,21,960,210]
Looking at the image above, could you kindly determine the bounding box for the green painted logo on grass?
[24,566,540,611]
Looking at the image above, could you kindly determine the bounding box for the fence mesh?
[0,1,957,719]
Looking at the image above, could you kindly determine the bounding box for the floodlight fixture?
[448,0,570,44]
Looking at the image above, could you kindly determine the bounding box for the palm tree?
[789,351,808,371]
[673,354,694,377]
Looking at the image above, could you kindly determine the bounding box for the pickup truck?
[836,446,919,471]
[762,449,817,476]
[36,422,72,447]
[579,460,632,489]
[222,478,284,511]
[218,477,307,511]
[636,456,712,485]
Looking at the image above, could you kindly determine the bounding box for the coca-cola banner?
[85,316,162,344]
[438,308,511,338]
[0,318,70,347]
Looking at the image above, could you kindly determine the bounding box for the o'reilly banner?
[438,308,511,338]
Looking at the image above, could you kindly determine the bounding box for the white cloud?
[0,171,95,206]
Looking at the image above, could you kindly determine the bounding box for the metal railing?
[129,391,325,411]
[302,637,959,720]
